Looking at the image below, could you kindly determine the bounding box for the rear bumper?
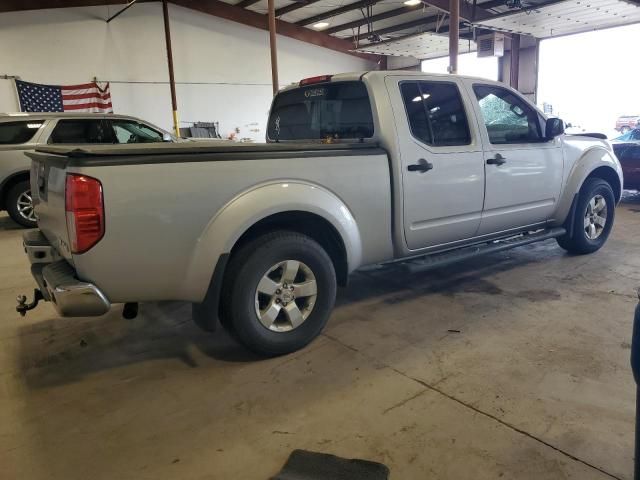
[24,230,111,317]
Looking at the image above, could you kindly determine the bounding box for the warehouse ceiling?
[2,0,640,60]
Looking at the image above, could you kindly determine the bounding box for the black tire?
[6,180,37,228]
[620,126,630,134]
[556,178,615,254]
[221,231,336,356]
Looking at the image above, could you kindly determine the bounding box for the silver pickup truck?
[19,71,623,356]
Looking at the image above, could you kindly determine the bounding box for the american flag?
[15,80,113,113]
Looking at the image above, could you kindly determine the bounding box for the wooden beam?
[268,0,279,95]
[162,0,180,137]
[169,0,380,62]
[0,0,136,13]
[297,0,383,27]
[423,0,493,21]
[324,4,422,34]
[275,0,324,17]
[235,0,260,8]
[349,14,443,42]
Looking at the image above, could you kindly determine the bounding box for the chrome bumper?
[24,231,111,317]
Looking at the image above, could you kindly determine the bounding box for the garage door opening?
[537,22,640,138]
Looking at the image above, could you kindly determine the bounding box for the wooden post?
[510,34,521,91]
[268,0,279,95]
[448,0,459,74]
[162,0,180,137]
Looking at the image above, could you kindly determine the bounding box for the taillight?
[65,174,104,254]
[299,75,333,86]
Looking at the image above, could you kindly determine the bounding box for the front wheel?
[6,180,37,228]
[221,231,336,356]
[556,178,615,254]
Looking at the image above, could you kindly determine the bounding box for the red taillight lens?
[299,75,333,86]
[65,174,104,254]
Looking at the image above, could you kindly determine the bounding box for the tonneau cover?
[36,141,380,157]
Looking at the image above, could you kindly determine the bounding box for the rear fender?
[552,147,623,226]
[183,180,362,302]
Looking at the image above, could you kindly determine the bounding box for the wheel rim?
[584,194,607,240]
[254,260,318,332]
[17,189,36,223]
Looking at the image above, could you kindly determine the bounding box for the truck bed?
[29,141,394,304]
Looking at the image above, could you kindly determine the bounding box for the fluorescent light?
[313,21,330,29]
[404,0,422,5]
[412,93,430,102]
[27,123,43,128]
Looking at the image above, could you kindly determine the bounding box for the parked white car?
[0,113,175,227]
[21,72,623,355]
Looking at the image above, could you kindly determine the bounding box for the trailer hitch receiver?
[16,289,45,316]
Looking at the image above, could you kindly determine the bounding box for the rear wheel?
[556,178,615,254]
[221,231,336,356]
[6,180,37,228]
[620,126,631,134]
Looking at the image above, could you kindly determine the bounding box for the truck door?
[467,82,564,235]
[385,77,486,251]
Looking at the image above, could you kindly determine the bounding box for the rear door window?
[400,81,471,146]
[268,81,374,141]
[0,121,44,144]
[48,119,115,144]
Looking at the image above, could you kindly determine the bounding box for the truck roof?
[278,70,505,93]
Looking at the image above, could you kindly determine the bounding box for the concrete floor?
[1,193,639,480]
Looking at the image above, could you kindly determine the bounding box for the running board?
[403,227,566,274]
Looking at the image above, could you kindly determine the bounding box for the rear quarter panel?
[69,153,393,303]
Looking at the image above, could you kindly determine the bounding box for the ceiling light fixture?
[404,0,422,6]
[313,21,330,29]
[412,93,431,102]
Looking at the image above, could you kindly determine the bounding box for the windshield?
[112,120,167,143]
[267,81,374,141]
[615,129,640,141]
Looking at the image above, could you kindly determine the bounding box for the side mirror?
[162,132,173,142]
[545,117,565,140]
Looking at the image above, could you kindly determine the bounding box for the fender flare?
[553,147,623,226]
[183,180,363,302]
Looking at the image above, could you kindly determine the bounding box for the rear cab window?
[267,81,374,141]
[0,120,44,144]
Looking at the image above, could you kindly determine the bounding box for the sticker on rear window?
[304,88,326,98]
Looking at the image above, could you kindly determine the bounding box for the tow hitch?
[16,289,45,316]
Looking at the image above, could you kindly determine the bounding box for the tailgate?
[29,151,74,263]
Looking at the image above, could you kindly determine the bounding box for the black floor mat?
[271,449,390,480]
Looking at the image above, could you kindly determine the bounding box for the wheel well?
[231,211,349,286]
[0,171,30,211]
[585,166,621,202]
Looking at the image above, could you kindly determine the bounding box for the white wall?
[0,3,374,141]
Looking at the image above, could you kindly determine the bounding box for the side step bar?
[403,227,566,274]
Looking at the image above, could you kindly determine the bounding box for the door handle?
[407,159,433,173]
[486,154,506,166]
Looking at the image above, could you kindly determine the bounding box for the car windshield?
[267,81,374,141]
[615,129,640,141]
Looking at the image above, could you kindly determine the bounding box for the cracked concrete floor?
[1,192,639,480]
